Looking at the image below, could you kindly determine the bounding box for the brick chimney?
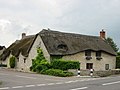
[100,29,106,39]
[22,33,26,39]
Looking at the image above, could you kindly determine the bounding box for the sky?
[0,0,120,50]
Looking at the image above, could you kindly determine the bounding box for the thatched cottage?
[0,29,116,71]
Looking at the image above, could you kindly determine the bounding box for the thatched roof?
[39,29,116,56]
[1,35,35,60]
[1,29,116,61]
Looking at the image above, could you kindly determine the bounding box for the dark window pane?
[85,50,91,56]
[96,51,101,57]
[86,63,93,69]
[105,64,109,70]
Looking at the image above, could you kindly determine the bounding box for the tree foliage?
[106,37,119,52]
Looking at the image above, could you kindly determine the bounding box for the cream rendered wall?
[17,35,50,72]
[63,51,116,71]
[16,53,26,71]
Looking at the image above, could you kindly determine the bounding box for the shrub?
[0,64,7,67]
[116,55,120,68]
[30,49,76,77]
[30,48,51,72]
[9,56,16,68]
[31,59,51,72]
[43,69,73,77]
[51,59,80,70]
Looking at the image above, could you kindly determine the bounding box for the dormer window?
[96,51,102,60]
[85,50,92,60]
[57,44,68,52]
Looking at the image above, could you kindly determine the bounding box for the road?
[0,69,120,90]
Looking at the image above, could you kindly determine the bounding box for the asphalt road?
[0,69,120,90]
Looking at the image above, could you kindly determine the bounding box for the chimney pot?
[100,29,106,39]
[22,33,26,39]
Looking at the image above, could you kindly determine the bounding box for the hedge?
[51,59,80,70]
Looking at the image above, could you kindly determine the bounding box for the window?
[105,64,109,70]
[96,51,101,57]
[85,50,91,56]
[86,63,93,69]
[57,44,68,52]
[96,51,102,60]
[85,50,92,60]
[24,58,26,63]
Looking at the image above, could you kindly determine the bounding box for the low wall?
[69,69,120,77]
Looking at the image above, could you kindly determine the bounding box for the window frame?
[96,51,101,57]
[96,51,102,60]
[86,63,93,69]
[105,64,109,70]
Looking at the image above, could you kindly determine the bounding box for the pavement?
[0,69,120,90]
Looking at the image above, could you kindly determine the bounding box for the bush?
[9,56,16,68]
[51,59,80,70]
[30,48,51,72]
[43,69,73,77]
[31,60,51,73]
[0,64,7,67]
[30,49,76,77]
[116,56,120,68]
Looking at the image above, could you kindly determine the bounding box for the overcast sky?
[0,0,120,50]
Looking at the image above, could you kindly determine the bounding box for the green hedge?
[42,69,73,77]
[51,60,80,70]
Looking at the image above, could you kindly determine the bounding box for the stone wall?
[69,69,120,77]
[63,51,116,71]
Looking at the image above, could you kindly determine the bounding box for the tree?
[106,37,119,52]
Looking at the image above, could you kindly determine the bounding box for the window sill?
[96,57,102,60]
[86,56,92,60]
